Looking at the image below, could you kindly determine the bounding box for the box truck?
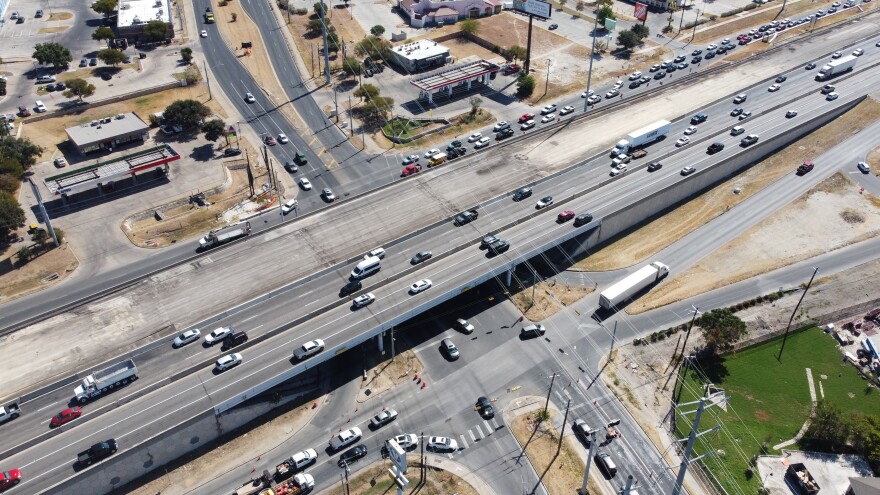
[599,262,670,310]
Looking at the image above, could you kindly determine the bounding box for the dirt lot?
[319,456,480,495]
[283,5,367,79]
[575,97,880,272]
[511,280,595,321]
[0,242,78,303]
[357,349,424,402]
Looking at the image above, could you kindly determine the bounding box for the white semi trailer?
[599,262,670,310]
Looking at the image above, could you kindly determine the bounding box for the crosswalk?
[453,417,503,458]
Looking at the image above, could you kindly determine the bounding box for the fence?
[24,80,186,124]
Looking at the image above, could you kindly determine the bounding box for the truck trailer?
[610,120,672,157]
[599,262,670,310]
[74,359,138,404]
[815,55,857,81]
[198,222,251,250]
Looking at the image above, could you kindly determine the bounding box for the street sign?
[634,2,648,21]
[604,18,617,31]
[512,0,552,18]
[386,439,407,473]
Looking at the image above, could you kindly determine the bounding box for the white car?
[768,83,781,92]
[293,339,326,360]
[410,279,433,294]
[424,148,440,158]
[831,51,842,58]
[852,48,864,56]
[733,93,747,104]
[468,132,482,142]
[277,133,289,144]
[173,328,201,347]
[455,318,475,334]
[612,154,631,166]
[825,92,839,101]
[352,292,375,308]
[390,434,418,450]
[587,95,601,104]
[612,80,623,89]
[857,162,870,173]
[474,136,490,148]
[684,126,698,135]
[330,427,363,450]
[610,164,627,176]
[707,43,718,50]
[244,92,256,103]
[281,198,298,215]
[559,105,575,116]
[676,136,690,147]
[536,196,554,209]
[322,188,335,201]
[289,449,318,470]
[204,326,233,345]
[520,120,536,130]
[492,121,510,132]
[680,166,696,175]
[605,89,620,99]
[541,114,555,123]
[428,436,458,452]
[200,30,207,38]
[299,178,312,190]
[215,353,243,372]
[581,89,594,98]
[541,104,557,115]
[628,71,642,80]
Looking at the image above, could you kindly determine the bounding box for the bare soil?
[283,7,366,79]
[357,349,424,403]
[511,280,595,321]
[0,243,79,304]
[319,456,480,495]
[575,97,880,272]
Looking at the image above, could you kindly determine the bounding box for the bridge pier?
[377,332,385,353]
[506,267,512,287]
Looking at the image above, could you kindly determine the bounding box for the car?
[572,418,592,442]
[831,51,842,58]
[676,136,690,147]
[653,71,667,80]
[467,132,483,142]
[768,83,781,92]
[54,157,67,168]
[520,120,536,130]
[487,238,510,255]
[826,92,839,101]
[628,71,642,80]
[775,75,787,83]
[474,136,491,149]
[704,51,715,59]
[428,436,458,452]
[287,449,318,471]
[785,110,798,118]
[322,188,335,201]
[100,71,113,81]
[423,148,441,158]
[605,89,620,99]
[496,127,515,140]
[738,38,749,45]
[740,134,759,146]
[277,133,289,144]
[493,121,510,132]
[573,213,593,226]
[677,62,689,70]
[281,198,298,214]
[540,113,556,123]
[295,178,312,191]
[730,108,743,118]
[640,76,651,84]
[513,187,533,201]
[89,58,98,66]
[665,64,677,73]
[294,152,308,165]
[707,142,725,154]
[50,407,83,428]
[805,62,817,70]
[476,396,495,418]
[200,29,207,37]
[18,106,31,117]
[441,338,459,359]
[349,292,376,309]
[224,147,242,156]
[521,324,546,338]
[730,126,745,136]
[610,164,627,176]
[244,92,256,103]
[338,444,368,465]
[857,162,871,173]
[690,114,708,125]
[215,353,243,371]
[649,64,661,72]
[173,328,201,347]
[480,235,498,249]
[264,135,277,146]
[647,161,663,172]
[691,49,703,56]
[852,48,864,56]
[293,339,325,360]
[390,434,419,450]
[797,161,815,174]
[454,209,478,226]
[612,80,624,89]
[455,318,474,334]
[45,83,57,92]
[684,126,698,135]
[410,279,432,294]
[582,89,595,98]
[821,84,835,94]
[402,154,419,165]
[680,166,696,176]
[628,80,641,89]
[205,326,233,345]
[410,250,432,264]
[588,94,602,104]
[536,196,554,209]
[692,56,702,64]
[369,408,398,429]
[518,113,535,123]
[284,160,298,173]
[330,427,363,451]
[559,105,575,116]
[503,64,521,75]
[733,93,748,104]
[612,154,631,166]
[0,468,21,489]
[80,58,88,67]
[541,104,557,115]
[674,54,687,64]
[548,23,558,29]
[557,210,575,223]
[739,110,752,120]
[707,43,718,50]
[339,280,362,297]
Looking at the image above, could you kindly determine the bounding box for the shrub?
[295,7,308,14]
[657,332,667,340]
[709,14,718,20]
[744,2,758,9]
[665,328,675,337]
[634,338,643,346]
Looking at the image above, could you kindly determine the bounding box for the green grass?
[676,327,880,494]
[382,118,427,140]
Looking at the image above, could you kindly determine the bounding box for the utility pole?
[320,1,331,85]
[583,10,600,113]
[677,306,701,365]
[544,373,556,413]
[203,59,212,100]
[778,267,819,361]
[608,320,617,361]
[622,474,635,494]
[579,430,598,495]
[558,399,571,451]
[672,396,723,495]
[348,95,353,137]
[390,326,395,362]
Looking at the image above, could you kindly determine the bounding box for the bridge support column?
[377,332,385,353]
[131,172,138,185]
[506,268,512,287]
[447,85,453,96]
[428,91,434,105]
[467,79,472,90]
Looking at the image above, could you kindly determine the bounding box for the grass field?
[676,327,880,495]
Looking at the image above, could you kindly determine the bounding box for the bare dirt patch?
[319,456,480,495]
[48,12,73,20]
[510,280,595,321]
[283,7,366,79]
[575,97,880,272]
[38,26,68,33]
[357,349,424,403]
[0,243,78,304]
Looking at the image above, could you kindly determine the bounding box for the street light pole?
[583,10,600,113]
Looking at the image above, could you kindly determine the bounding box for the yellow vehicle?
[427,152,447,167]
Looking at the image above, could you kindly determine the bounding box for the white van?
[35,101,47,113]
[350,256,381,279]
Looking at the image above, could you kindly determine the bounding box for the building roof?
[484,0,502,5]
[117,0,172,27]
[391,40,450,62]
[410,57,500,91]
[850,478,880,495]
[432,6,459,16]
[66,113,149,146]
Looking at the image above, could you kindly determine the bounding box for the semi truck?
[610,120,672,157]
[260,473,315,495]
[198,221,251,250]
[599,262,670,310]
[74,359,138,404]
[0,400,21,424]
[815,55,856,81]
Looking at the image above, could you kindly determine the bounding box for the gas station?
[410,59,502,105]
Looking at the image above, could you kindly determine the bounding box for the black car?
[653,71,666,80]
[77,439,118,466]
[730,108,743,117]
[548,23,558,30]
[573,213,594,226]
[411,251,432,265]
[647,161,663,172]
[487,239,510,256]
[449,140,463,148]
[338,444,368,466]
[100,72,113,81]
[496,127,515,140]
[293,152,308,165]
[339,280,362,297]
[707,142,725,154]
[56,82,66,90]
[690,113,708,125]
[673,55,686,63]
[480,235,498,249]
[89,58,98,66]
[512,187,532,201]
[775,75,787,83]
[691,49,703,56]
[454,209,478,226]
[740,135,759,146]
[45,83,56,92]
[805,62,816,70]
[628,80,641,89]
[704,51,715,59]
[691,56,702,64]
[224,147,242,156]
[666,64,677,73]
[476,397,495,418]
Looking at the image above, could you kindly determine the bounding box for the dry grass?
[375,109,497,152]
[511,280,595,321]
[324,456,480,495]
[0,243,79,303]
[357,349,424,403]
[283,7,366,79]
[38,26,68,33]
[48,12,72,20]
[574,97,880,271]
[509,411,603,495]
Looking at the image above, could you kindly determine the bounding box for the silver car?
[293,339,325,360]
[215,353,243,371]
[441,338,459,359]
[173,328,201,347]
[352,293,375,308]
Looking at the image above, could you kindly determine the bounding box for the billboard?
[634,2,648,21]
[512,0,552,18]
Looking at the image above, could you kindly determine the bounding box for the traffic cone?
[251,467,256,473]
[347,417,351,423]
[413,373,419,381]
[421,382,426,389]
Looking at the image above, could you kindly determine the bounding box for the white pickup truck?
[0,401,22,424]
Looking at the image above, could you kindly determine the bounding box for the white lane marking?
[468,429,476,442]
[459,435,469,450]
[484,420,493,435]
[475,424,484,439]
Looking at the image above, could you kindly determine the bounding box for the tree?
[180,47,194,64]
[231,13,237,21]
[370,25,385,36]
[631,23,649,39]
[576,1,585,13]
[459,19,479,36]
[0,174,19,195]
[597,5,615,25]
[0,136,45,169]
[354,35,391,61]
[97,48,125,66]
[342,56,363,78]
[15,246,32,264]
[698,308,747,355]
[598,0,613,6]
[92,26,115,42]
[516,74,536,98]
[307,18,325,35]
[202,119,226,142]
[360,96,394,126]
[505,45,527,64]
[313,1,328,17]
[0,190,25,238]
[91,0,118,17]
[326,31,341,55]
[559,0,567,8]
[353,83,379,101]
[617,30,640,50]
[62,78,96,102]
[468,96,482,118]
[31,228,49,246]
[163,99,212,130]
[143,20,170,41]
[33,42,73,68]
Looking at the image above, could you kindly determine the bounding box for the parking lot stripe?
[469,429,476,442]
[459,435,469,450]
[484,420,493,434]
[475,424,485,439]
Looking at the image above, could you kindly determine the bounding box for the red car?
[18,106,31,117]
[796,161,814,175]
[401,164,421,177]
[518,113,535,124]
[264,135,277,146]
[0,469,21,490]
[557,210,575,222]
[50,407,82,428]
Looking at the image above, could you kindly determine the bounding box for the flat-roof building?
[116,0,174,41]
[66,113,150,154]
[390,40,451,73]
